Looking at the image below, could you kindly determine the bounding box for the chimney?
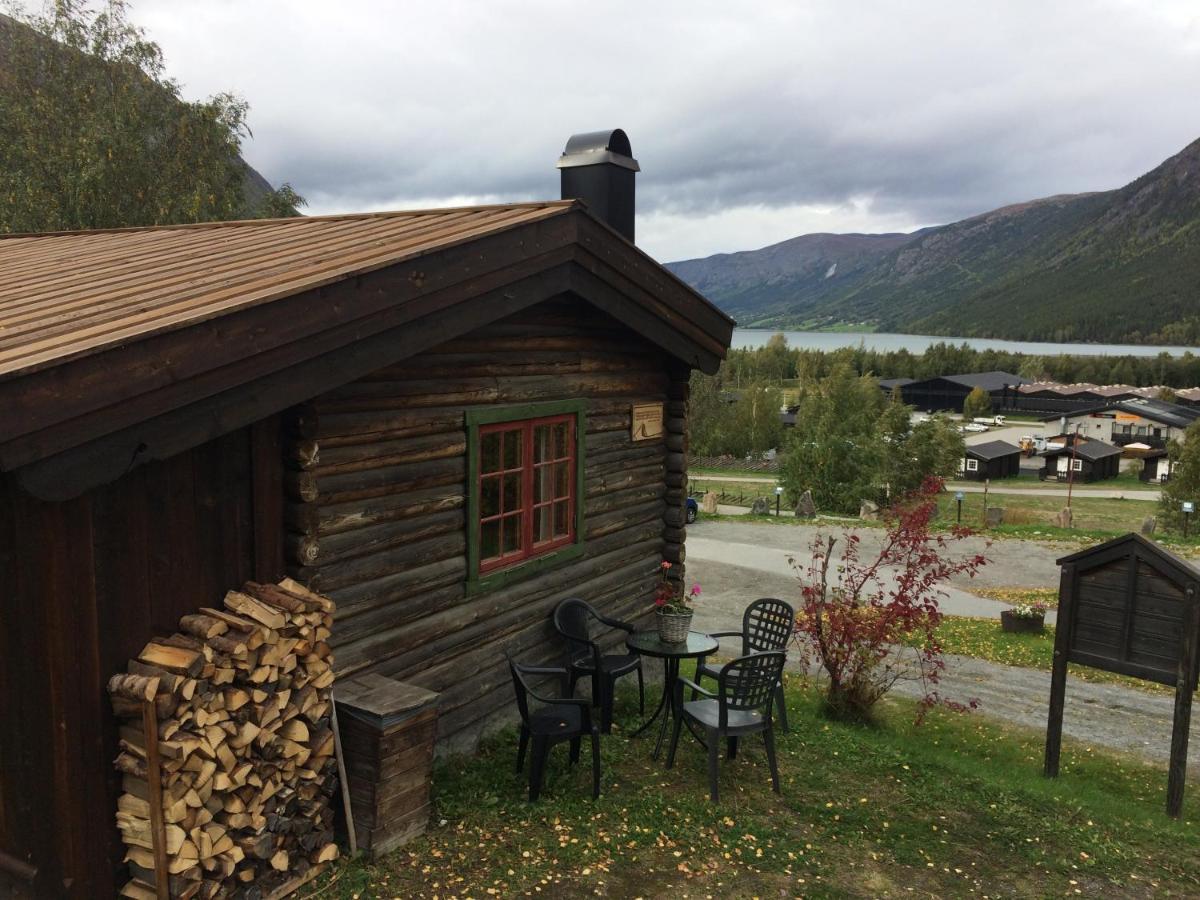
[557,129,640,242]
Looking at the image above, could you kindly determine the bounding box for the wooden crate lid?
[336,674,438,731]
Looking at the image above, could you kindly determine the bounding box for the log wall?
[284,299,680,746]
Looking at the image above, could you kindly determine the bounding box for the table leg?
[653,657,680,759]
[628,657,671,740]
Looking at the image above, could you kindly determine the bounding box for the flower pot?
[1000,610,1045,634]
[656,609,693,643]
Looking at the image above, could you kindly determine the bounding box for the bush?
[791,477,988,722]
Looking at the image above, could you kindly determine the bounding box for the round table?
[625,630,719,759]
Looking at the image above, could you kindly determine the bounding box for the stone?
[1141,515,1157,536]
[985,507,1004,528]
[702,491,719,514]
[1054,507,1074,529]
[750,497,771,516]
[859,499,879,521]
[795,489,817,519]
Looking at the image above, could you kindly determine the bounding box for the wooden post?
[141,699,169,900]
[331,693,357,855]
[1166,584,1199,817]
[1044,564,1075,778]
[981,478,989,528]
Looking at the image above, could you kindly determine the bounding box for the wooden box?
[336,673,439,856]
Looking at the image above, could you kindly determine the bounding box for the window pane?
[481,475,500,517]
[554,422,569,458]
[534,464,553,504]
[554,462,570,499]
[503,429,523,469]
[502,514,522,554]
[480,519,500,561]
[534,504,552,543]
[503,473,522,512]
[554,501,570,537]
[534,424,552,463]
[481,431,501,473]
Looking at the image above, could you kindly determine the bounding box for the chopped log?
[108,673,161,703]
[222,591,286,631]
[138,643,204,678]
[179,614,228,641]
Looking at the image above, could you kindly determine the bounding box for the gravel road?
[686,518,1198,767]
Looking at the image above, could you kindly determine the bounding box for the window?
[1071,458,1083,472]
[965,458,979,472]
[466,400,586,590]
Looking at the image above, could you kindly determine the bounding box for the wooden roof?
[0,202,573,378]
[0,200,733,497]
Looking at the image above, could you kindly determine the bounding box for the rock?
[985,507,1004,528]
[859,499,879,521]
[702,491,719,514]
[1141,515,1157,536]
[795,490,816,519]
[750,497,771,516]
[1054,507,1074,529]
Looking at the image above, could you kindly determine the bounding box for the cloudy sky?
[121,0,1200,261]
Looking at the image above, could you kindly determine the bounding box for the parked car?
[961,422,990,433]
[686,495,698,524]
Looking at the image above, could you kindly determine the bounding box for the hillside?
[667,138,1200,344]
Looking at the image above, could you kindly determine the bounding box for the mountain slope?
[667,138,1200,344]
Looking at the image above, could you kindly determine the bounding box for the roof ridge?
[0,199,580,241]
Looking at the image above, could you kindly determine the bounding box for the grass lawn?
[946,471,1158,493]
[320,684,1200,898]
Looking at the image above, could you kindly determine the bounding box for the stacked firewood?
[108,578,340,898]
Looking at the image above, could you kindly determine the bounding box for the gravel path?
[686,518,1197,767]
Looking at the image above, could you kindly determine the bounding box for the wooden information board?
[1044,532,1200,816]
[631,403,664,441]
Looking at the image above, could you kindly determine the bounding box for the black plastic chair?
[506,651,600,802]
[553,598,644,733]
[693,598,794,731]
[666,651,786,802]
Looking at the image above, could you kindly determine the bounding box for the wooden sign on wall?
[631,403,664,441]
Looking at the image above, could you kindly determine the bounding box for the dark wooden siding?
[0,424,282,898]
[286,300,681,746]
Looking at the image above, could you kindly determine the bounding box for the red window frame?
[477,413,576,574]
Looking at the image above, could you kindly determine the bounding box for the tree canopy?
[1161,420,1200,532]
[0,0,303,233]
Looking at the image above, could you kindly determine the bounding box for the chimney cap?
[557,128,640,172]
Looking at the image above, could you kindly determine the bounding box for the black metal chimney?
[557,129,639,242]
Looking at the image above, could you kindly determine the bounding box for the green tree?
[1161,420,1200,532]
[961,386,992,420]
[779,366,886,514]
[896,417,965,495]
[0,0,303,232]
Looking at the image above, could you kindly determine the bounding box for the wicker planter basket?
[656,610,693,643]
[1000,610,1045,634]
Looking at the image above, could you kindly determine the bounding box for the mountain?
[666,138,1200,344]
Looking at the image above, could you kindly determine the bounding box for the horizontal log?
[585,481,666,517]
[665,452,686,473]
[662,525,686,544]
[314,431,466,476]
[285,439,321,471]
[287,509,464,568]
[313,456,464,505]
[315,555,467,622]
[285,471,319,503]
[332,584,466,673]
[295,532,467,593]
[286,484,464,537]
[665,433,685,453]
[665,471,687,490]
[666,400,687,418]
[315,407,464,446]
[663,506,687,528]
[665,416,686,434]
[586,499,668,541]
[585,460,665,497]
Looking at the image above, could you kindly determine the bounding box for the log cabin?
[0,130,734,897]
[1038,437,1123,483]
[959,440,1022,481]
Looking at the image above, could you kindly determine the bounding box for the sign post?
[775,485,784,517]
[1184,501,1195,539]
[955,490,964,524]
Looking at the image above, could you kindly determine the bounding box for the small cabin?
[1039,437,1123,483]
[1140,450,1173,484]
[0,131,733,896]
[959,440,1022,481]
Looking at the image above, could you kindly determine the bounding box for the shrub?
[791,477,988,722]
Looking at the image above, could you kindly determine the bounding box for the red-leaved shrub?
[792,476,987,721]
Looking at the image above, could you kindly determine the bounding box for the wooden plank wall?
[0,424,281,898]
[285,300,679,746]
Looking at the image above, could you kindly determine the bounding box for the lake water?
[731,329,1197,357]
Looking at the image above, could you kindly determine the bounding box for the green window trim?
[465,399,587,595]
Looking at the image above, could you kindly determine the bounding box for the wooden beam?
[251,416,285,583]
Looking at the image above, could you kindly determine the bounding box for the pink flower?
[689,584,702,597]
[654,596,666,607]
[660,561,671,570]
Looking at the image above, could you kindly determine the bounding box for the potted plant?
[1000,599,1048,634]
[654,561,700,643]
